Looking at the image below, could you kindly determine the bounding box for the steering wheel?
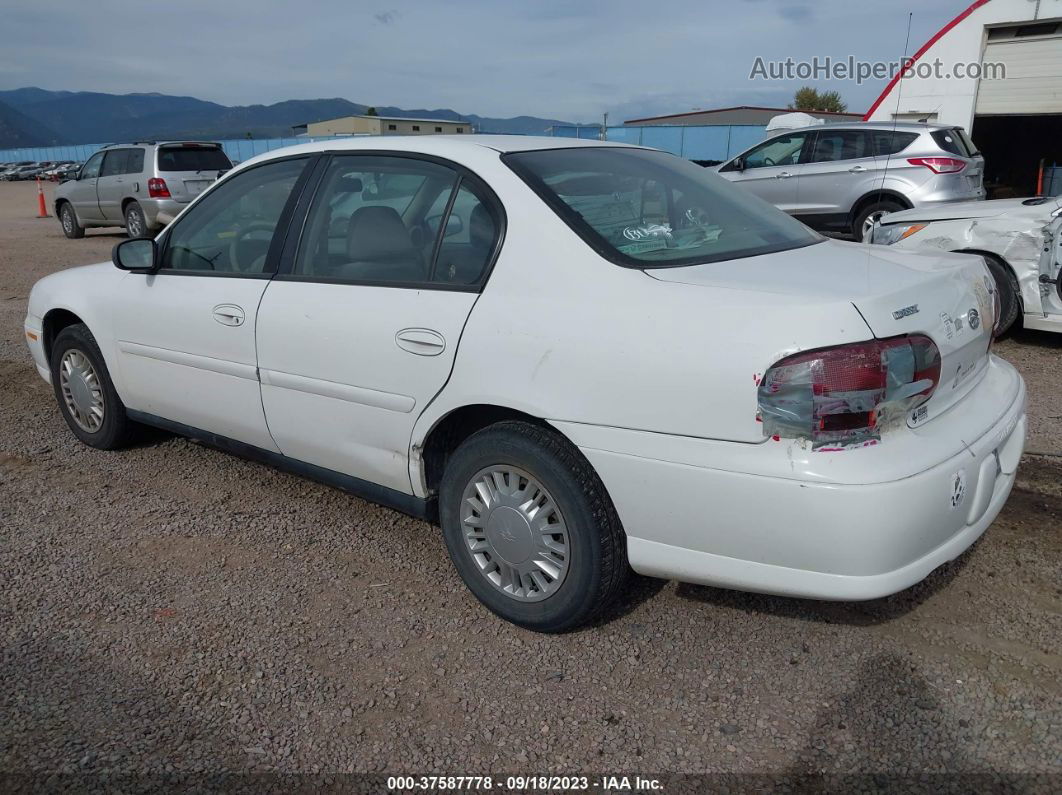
[228,222,276,273]
[683,206,712,228]
[762,156,776,167]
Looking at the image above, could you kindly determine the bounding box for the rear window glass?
[157,147,232,172]
[871,131,918,156]
[505,147,821,268]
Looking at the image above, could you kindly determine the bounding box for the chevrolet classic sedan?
[25,136,1027,631]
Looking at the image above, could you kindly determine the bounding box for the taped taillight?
[757,335,941,449]
[907,157,966,174]
[147,178,170,198]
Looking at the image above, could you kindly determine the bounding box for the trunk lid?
[648,239,994,425]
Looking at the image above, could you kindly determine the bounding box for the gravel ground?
[0,181,1059,790]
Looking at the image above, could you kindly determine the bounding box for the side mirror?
[733,156,746,172]
[112,238,158,272]
[427,213,464,238]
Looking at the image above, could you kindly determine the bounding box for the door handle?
[396,328,445,356]
[776,171,793,179]
[212,304,245,326]
[848,165,868,173]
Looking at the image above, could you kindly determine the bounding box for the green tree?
[789,87,848,113]
[365,107,379,117]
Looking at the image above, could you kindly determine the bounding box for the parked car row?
[0,160,82,181]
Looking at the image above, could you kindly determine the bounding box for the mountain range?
[0,88,575,148]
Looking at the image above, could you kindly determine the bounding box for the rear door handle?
[776,171,793,179]
[396,328,445,356]
[849,165,868,173]
[212,304,245,326]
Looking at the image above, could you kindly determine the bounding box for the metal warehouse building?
[865,0,1062,196]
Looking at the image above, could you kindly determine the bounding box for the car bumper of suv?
[552,356,1026,601]
[140,198,188,228]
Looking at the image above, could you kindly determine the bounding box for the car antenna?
[868,11,915,244]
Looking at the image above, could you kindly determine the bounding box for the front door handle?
[212,304,245,326]
[776,171,793,179]
[396,328,445,356]
[849,165,868,173]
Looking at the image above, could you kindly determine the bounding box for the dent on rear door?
[1041,216,1062,316]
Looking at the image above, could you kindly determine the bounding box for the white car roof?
[235,134,636,172]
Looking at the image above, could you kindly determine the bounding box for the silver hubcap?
[59,349,104,433]
[127,209,142,237]
[62,207,73,233]
[460,466,570,602]
[862,210,889,239]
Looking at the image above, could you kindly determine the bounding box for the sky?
[0,0,970,122]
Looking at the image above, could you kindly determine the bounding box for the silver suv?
[716,122,986,239]
[55,141,232,239]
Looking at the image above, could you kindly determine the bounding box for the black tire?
[980,255,1021,336]
[852,199,905,241]
[124,202,149,239]
[439,420,629,632]
[49,324,138,450]
[59,202,84,239]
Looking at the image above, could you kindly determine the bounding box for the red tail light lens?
[147,178,170,198]
[758,335,941,450]
[907,157,967,174]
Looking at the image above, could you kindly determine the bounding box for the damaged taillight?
[757,335,941,450]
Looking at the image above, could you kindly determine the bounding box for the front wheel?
[50,324,138,449]
[59,203,85,239]
[439,421,629,632]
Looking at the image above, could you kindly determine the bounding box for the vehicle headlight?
[868,222,927,246]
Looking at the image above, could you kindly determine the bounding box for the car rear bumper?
[139,198,186,228]
[553,356,1026,600]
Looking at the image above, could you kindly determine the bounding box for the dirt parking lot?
[1,180,1059,789]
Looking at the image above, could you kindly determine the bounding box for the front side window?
[80,152,104,180]
[742,133,808,169]
[294,154,496,285]
[807,130,869,163]
[160,157,307,275]
[505,147,821,268]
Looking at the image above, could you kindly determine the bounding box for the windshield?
[504,147,821,267]
[157,146,232,172]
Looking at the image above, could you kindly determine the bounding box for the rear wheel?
[50,324,138,449]
[853,199,905,241]
[983,255,1021,335]
[439,421,629,632]
[124,202,148,238]
[59,202,84,239]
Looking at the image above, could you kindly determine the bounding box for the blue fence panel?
[1044,166,1061,197]
[675,126,731,161]
[603,126,642,146]
[0,136,340,166]
[726,126,768,159]
[637,126,684,156]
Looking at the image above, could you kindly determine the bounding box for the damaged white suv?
[867,196,1062,335]
[24,137,1026,631]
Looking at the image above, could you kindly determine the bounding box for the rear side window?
[871,131,919,156]
[125,148,144,174]
[807,130,869,163]
[931,129,974,157]
[157,146,232,172]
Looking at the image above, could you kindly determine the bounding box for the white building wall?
[865,0,1062,129]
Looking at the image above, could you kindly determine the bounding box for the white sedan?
[867,197,1062,335]
[24,136,1026,631]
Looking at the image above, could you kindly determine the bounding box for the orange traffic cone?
[36,177,49,218]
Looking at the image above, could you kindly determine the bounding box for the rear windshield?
[931,129,978,158]
[157,146,232,172]
[504,147,821,268]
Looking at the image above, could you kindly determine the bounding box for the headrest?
[347,206,414,261]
